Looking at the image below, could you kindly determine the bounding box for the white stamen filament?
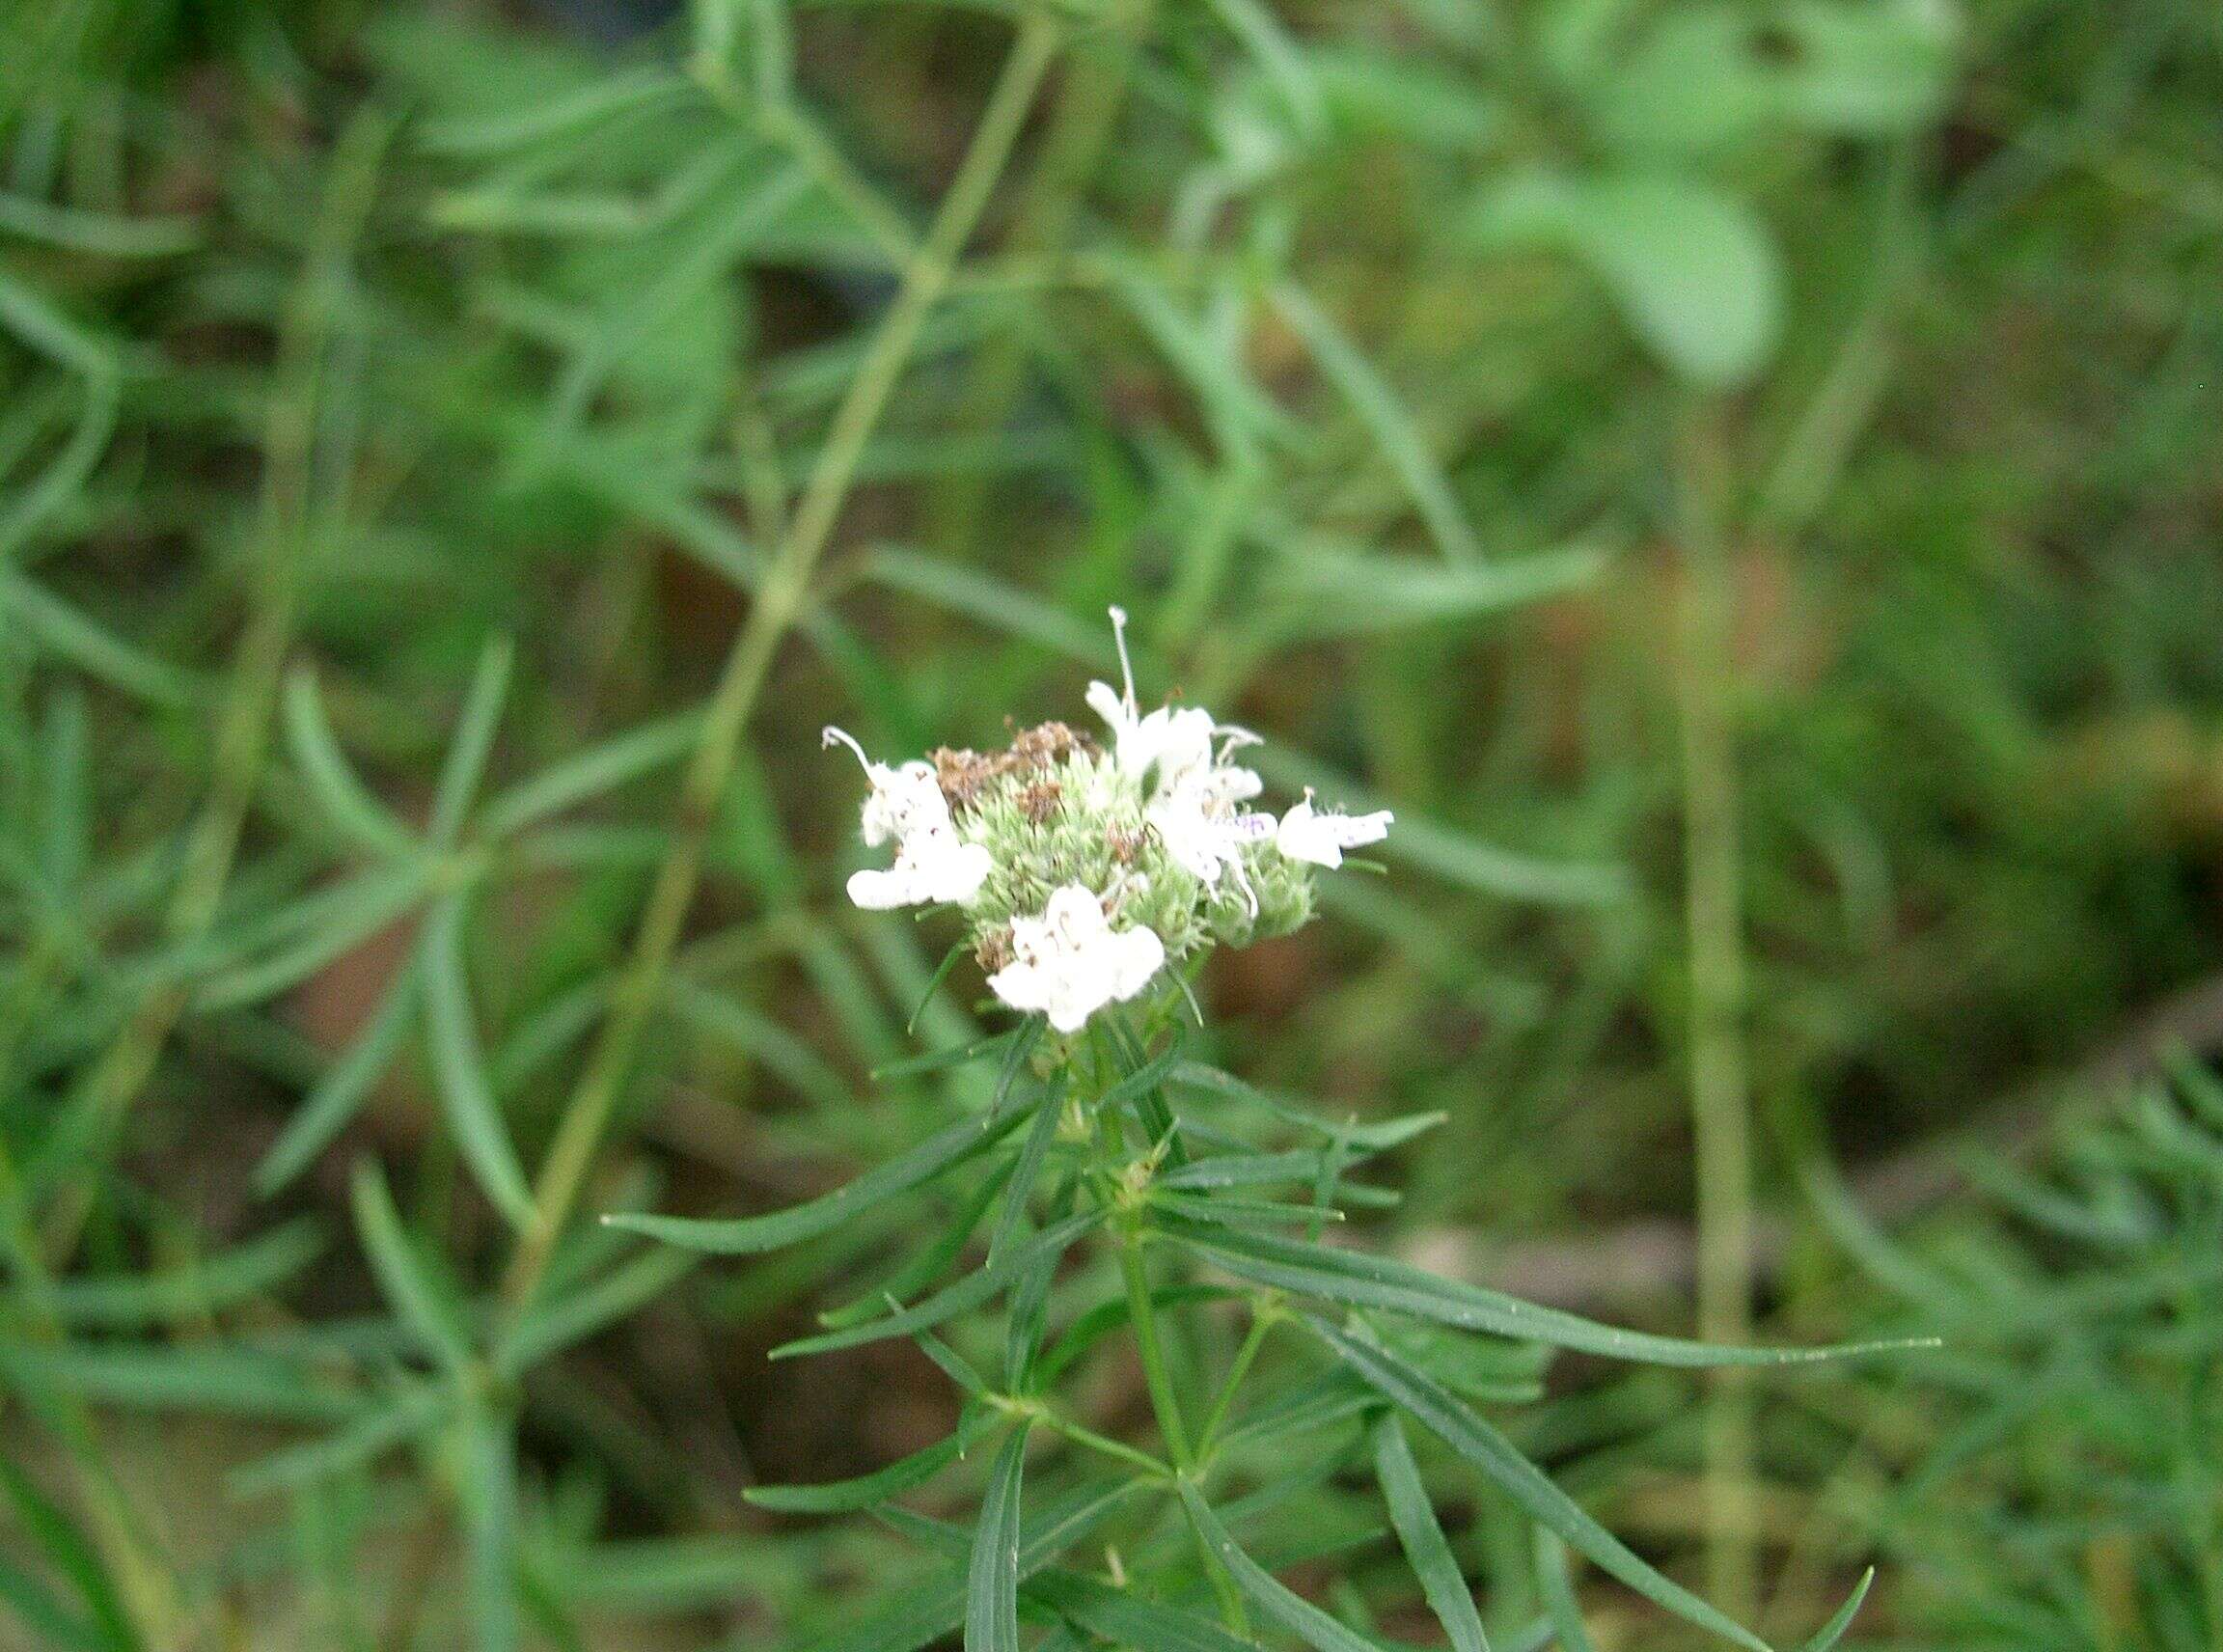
[1108,605,1137,713]
[821,725,872,771]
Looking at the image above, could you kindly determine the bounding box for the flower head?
[823,609,1390,1030]
[985,884,1166,1033]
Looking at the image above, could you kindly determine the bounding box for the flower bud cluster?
[824,610,1390,1032]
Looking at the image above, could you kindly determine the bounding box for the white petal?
[861,759,951,846]
[915,835,993,905]
[1102,924,1166,1000]
[987,958,1056,1018]
[846,866,919,909]
[1276,797,1392,867]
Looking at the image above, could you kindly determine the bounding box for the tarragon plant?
[615,612,1905,1652]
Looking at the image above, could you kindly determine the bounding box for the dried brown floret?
[1016,779,1063,824]
[1107,825,1143,864]
[930,721,1101,812]
[974,924,1015,975]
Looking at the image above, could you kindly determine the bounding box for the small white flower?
[1084,608,1273,903]
[846,827,994,910]
[825,726,991,909]
[987,883,1166,1032]
[822,727,953,846]
[1276,790,1392,868]
[1147,772,1274,892]
[1084,607,1229,792]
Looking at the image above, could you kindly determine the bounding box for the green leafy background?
[2,0,2220,1646]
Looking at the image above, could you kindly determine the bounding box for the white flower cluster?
[824,609,1391,1033]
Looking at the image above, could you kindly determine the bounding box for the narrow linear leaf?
[1308,1318,1771,1652]
[1027,1570,1253,1652]
[195,863,428,1012]
[1176,1223,1931,1368]
[0,570,194,707]
[426,635,514,845]
[422,894,535,1226]
[1373,1412,1489,1652]
[988,1083,1066,1264]
[228,1383,451,1500]
[0,1343,360,1424]
[51,1220,325,1329]
[1272,283,1481,564]
[1167,1062,1446,1149]
[1153,1192,1347,1230]
[1798,1569,1874,1652]
[0,1458,137,1652]
[0,1555,102,1651]
[478,707,702,838]
[497,1244,697,1374]
[456,1400,519,1652]
[255,950,421,1195]
[1535,1534,1596,1652]
[350,1160,474,1375]
[610,1029,1047,1255]
[747,1422,977,1514]
[282,669,417,856]
[769,1211,1103,1360]
[1175,1480,1377,1652]
[810,1481,1138,1652]
[966,1425,1032,1652]
[872,1028,1018,1082]
[819,1161,1013,1329]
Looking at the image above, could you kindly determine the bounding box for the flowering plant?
[616,612,1903,1651]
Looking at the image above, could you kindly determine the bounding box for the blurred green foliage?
[2,0,2221,1645]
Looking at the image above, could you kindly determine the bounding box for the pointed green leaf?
[1373,1412,1489,1652]
[51,1220,324,1329]
[1535,1534,1598,1652]
[1027,1570,1253,1652]
[966,1425,1031,1652]
[1308,1317,1770,1652]
[456,1399,518,1652]
[422,893,535,1226]
[1799,1568,1873,1652]
[769,1211,1103,1360]
[0,1457,137,1651]
[1174,1222,1927,1367]
[228,1383,451,1499]
[988,1083,1066,1265]
[478,707,701,837]
[747,1421,979,1514]
[426,636,514,845]
[808,1481,1139,1652]
[256,952,422,1195]
[1175,1480,1377,1652]
[350,1161,474,1375]
[282,669,417,856]
[609,1025,1047,1255]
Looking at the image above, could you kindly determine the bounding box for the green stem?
[1673,404,1758,1619]
[1020,1402,1173,1481]
[1117,1226,1193,1472]
[1195,1297,1277,1462]
[501,9,1064,1315]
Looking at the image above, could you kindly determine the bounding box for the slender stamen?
[821,725,873,772]
[1229,853,1260,920]
[1108,605,1137,713]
